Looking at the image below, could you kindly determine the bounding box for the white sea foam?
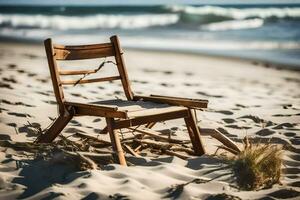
[0,14,179,30]
[167,5,300,19]
[201,18,264,31]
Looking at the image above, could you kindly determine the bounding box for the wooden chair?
[37,35,209,166]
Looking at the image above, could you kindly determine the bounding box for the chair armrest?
[133,94,208,109]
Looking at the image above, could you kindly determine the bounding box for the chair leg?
[106,118,127,166]
[184,109,206,155]
[36,113,73,143]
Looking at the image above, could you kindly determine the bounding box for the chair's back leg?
[106,118,127,166]
[184,109,206,155]
[36,111,73,143]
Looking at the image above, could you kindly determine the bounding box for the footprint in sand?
[255,128,276,136]
[1,99,35,107]
[0,134,11,140]
[2,77,17,84]
[215,110,234,115]
[290,138,300,145]
[222,118,236,124]
[7,64,17,69]
[289,181,300,188]
[273,123,295,129]
[7,112,31,118]
[93,118,101,123]
[18,123,41,137]
[284,132,296,137]
[160,83,174,87]
[0,81,13,89]
[269,189,300,199]
[0,107,8,113]
[196,91,224,98]
[225,124,251,129]
[65,127,84,133]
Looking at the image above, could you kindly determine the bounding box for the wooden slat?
[54,44,115,60]
[110,35,134,100]
[44,38,66,114]
[106,118,127,166]
[65,102,119,111]
[184,109,206,155]
[60,76,121,85]
[59,69,98,75]
[54,42,112,50]
[127,127,188,144]
[134,95,208,109]
[112,109,188,129]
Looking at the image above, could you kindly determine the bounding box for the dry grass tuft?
[224,137,283,190]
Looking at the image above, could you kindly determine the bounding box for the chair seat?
[65,99,187,119]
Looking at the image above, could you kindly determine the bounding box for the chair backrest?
[44,35,134,114]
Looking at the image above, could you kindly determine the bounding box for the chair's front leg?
[106,118,127,166]
[184,109,206,155]
[36,110,73,143]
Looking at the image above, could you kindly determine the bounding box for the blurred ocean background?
[0,2,300,68]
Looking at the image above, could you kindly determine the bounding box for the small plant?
[224,137,283,190]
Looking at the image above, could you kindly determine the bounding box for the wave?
[166,5,300,20]
[201,18,264,31]
[0,14,179,30]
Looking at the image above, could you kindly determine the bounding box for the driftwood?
[128,127,190,144]
[123,144,141,157]
[199,128,241,154]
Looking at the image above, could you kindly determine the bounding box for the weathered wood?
[127,127,189,144]
[61,76,121,85]
[170,146,195,155]
[184,109,206,155]
[74,132,111,145]
[65,102,128,119]
[106,118,127,166]
[54,42,112,50]
[110,35,134,100]
[40,35,211,166]
[113,109,189,129]
[134,95,208,109]
[123,144,141,157]
[54,44,115,60]
[164,150,191,160]
[199,128,241,153]
[44,38,65,114]
[37,112,73,143]
[59,69,99,75]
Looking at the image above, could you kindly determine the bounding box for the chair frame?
[37,35,209,166]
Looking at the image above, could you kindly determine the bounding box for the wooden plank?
[123,144,141,157]
[199,128,241,153]
[110,35,134,100]
[59,69,98,75]
[44,38,66,114]
[113,109,189,129]
[54,42,113,50]
[60,76,121,85]
[36,112,73,143]
[127,127,189,144]
[54,46,115,60]
[133,95,208,109]
[184,109,206,155]
[106,118,127,166]
[65,102,128,119]
[65,102,119,111]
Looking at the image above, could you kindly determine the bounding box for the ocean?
[0,4,300,68]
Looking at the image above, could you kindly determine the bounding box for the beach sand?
[0,42,299,199]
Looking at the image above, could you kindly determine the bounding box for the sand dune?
[0,42,299,199]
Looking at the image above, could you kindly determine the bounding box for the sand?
[0,42,299,199]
